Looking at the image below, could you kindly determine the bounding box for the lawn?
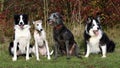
[0,26,120,68]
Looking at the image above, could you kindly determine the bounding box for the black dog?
[47,12,81,59]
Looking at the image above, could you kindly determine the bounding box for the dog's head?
[33,20,43,31]
[47,12,63,26]
[85,16,102,36]
[14,14,29,29]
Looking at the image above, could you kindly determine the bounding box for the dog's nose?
[47,19,50,21]
[19,22,23,25]
[97,27,100,30]
[40,29,43,31]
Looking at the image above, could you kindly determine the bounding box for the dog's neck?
[54,24,63,30]
[35,29,43,35]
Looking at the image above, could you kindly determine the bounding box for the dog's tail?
[107,40,115,52]
[50,50,54,55]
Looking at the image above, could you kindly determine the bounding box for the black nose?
[40,29,43,31]
[97,27,100,30]
[47,19,50,21]
[19,22,23,25]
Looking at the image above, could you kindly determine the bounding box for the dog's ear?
[96,15,100,23]
[55,12,62,19]
[86,16,92,24]
[38,20,42,24]
[14,14,19,20]
[32,21,35,24]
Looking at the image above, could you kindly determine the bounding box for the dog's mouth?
[19,24,24,29]
[93,30,99,35]
[47,19,54,25]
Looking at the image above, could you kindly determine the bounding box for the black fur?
[48,12,81,59]
[9,41,32,57]
[84,16,115,54]
[14,14,28,25]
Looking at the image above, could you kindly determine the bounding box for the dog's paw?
[101,56,106,58]
[26,57,30,61]
[47,57,51,60]
[76,55,82,59]
[66,57,70,60]
[12,57,17,61]
[37,58,40,61]
[84,55,89,58]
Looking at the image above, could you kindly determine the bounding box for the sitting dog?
[33,20,53,60]
[47,12,81,59]
[9,42,33,57]
[84,16,115,58]
[9,14,31,61]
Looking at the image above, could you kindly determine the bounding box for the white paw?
[37,58,40,61]
[85,55,89,58]
[12,57,17,61]
[47,57,51,60]
[26,57,30,61]
[102,56,106,58]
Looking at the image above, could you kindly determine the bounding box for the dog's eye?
[17,19,20,21]
[37,24,39,26]
[92,24,95,26]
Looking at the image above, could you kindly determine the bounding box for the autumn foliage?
[0,0,120,43]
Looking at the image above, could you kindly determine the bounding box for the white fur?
[19,15,24,25]
[85,19,106,58]
[12,25,31,61]
[85,30,102,57]
[33,20,51,61]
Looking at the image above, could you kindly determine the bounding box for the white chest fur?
[34,30,46,46]
[88,32,102,53]
[14,26,31,52]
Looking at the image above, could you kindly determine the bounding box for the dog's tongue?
[19,25,24,29]
[49,21,53,25]
[93,30,99,36]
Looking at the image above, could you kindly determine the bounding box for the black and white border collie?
[9,14,31,61]
[84,16,115,58]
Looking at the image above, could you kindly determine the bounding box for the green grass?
[0,25,120,68]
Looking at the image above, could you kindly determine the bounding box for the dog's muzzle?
[93,30,99,35]
[47,19,54,25]
[19,22,24,29]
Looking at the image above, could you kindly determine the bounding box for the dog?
[84,16,115,58]
[33,20,53,60]
[9,42,33,57]
[47,12,81,59]
[9,14,31,61]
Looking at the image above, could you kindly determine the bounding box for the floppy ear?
[32,21,35,24]
[14,14,19,20]
[55,12,62,18]
[86,16,92,24]
[39,20,42,23]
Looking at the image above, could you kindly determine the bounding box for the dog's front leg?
[74,43,81,58]
[65,40,70,59]
[85,44,90,57]
[45,40,51,60]
[101,45,106,58]
[35,41,40,61]
[12,40,17,61]
[26,42,30,61]
[54,42,58,59]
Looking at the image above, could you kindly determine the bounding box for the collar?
[36,29,43,35]
[54,24,63,30]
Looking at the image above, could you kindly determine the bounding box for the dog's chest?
[88,35,102,53]
[34,31,46,46]
[89,36,100,45]
[56,35,66,46]
[15,29,31,40]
